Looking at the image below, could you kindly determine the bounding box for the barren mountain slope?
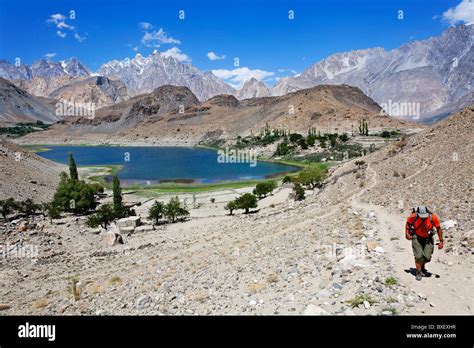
[316,104,473,241]
[0,78,58,124]
[20,84,423,145]
[14,76,129,109]
[0,140,63,202]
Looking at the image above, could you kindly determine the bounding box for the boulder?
[117,216,141,229]
[440,220,457,230]
[316,289,332,299]
[18,221,28,232]
[303,304,328,315]
[104,232,124,246]
[135,225,154,233]
[366,241,377,251]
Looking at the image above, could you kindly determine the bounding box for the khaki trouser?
[412,235,434,263]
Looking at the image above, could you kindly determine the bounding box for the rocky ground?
[0,107,472,316]
[0,139,63,202]
[0,159,471,315]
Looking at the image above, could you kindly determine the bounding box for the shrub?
[19,198,41,216]
[67,276,81,301]
[293,183,305,201]
[385,277,398,286]
[86,203,115,229]
[0,198,18,220]
[224,201,237,215]
[339,133,349,142]
[355,160,365,169]
[148,200,165,225]
[44,202,61,222]
[234,193,258,214]
[210,197,216,204]
[347,293,376,308]
[282,175,293,184]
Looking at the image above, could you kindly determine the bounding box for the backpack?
[409,207,435,237]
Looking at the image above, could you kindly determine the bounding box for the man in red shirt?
[405,205,444,281]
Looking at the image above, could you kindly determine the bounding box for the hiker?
[405,206,444,281]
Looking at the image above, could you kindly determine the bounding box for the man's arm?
[405,216,414,240]
[434,215,444,249]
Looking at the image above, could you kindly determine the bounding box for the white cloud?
[44,53,57,59]
[211,67,274,88]
[138,22,154,30]
[207,51,226,61]
[74,32,86,43]
[47,13,85,43]
[442,0,474,25]
[47,13,66,25]
[57,21,74,30]
[139,24,180,48]
[278,68,298,74]
[162,47,191,63]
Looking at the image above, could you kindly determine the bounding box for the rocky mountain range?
[0,24,471,123]
[237,78,271,99]
[20,84,422,146]
[96,51,236,101]
[0,57,90,80]
[272,24,473,121]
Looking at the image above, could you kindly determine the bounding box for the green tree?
[224,201,237,215]
[282,175,293,184]
[234,193,258,214]
[253,181,277,199]
[86,203,115,229]
[69,152,78,181]
[164,196,189,223]
[89,182,104,195]
[297,166,327,189]
[293,183,305,201]
[148,200,165,225]
[339,133,349,142]
[289,133,303,143]
[112,175,126,218]
[306,135,316,147]
[52,178,95,214]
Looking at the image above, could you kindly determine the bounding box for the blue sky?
[0,0,472,87]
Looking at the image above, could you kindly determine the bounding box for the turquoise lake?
[36,146,299,184]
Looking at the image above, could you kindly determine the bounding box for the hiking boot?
[416,271,422,281]
[421,268,431,277]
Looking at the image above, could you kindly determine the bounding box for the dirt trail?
[351,165,473,314]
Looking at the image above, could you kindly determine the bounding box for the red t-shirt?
[405,213,441,238]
